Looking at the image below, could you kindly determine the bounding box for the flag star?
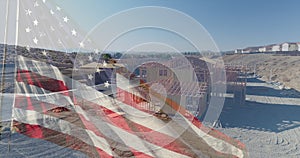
[104,81,110,88]
[50,9,54,15]
[42,50,47,56]
[33,37,38,44]
[25,27,31,33]
[34,1,39,7]
[103,61,108,67]
[33,19,39,26]
[56,6,61,11]
[96,68,101,73]
[88,74,93,80]
[63,16,69,23]
[25,9,32,16]
[58,39,62,44]
[79,42,84,48]
[26,45,31,51]
[71,29,77,36]
[88,55,93,61]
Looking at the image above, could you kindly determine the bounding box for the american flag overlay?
[0,0,248,157]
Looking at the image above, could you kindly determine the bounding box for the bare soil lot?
[223,53,300,91]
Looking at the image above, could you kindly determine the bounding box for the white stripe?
[107,122,190,158]
[73,80,245,157]
[182,114,244,158]
[15,82,73,108]
[73,105,90,121]
[72,82,244,157]
[68,95,190,157]
[85,130,113,156]
[18,73,243,157]
[15,83,92,133]
[16,56,245,157]
[13,108,190,158]
[72,82,181,138]
[12,108,113,156]
[116,73,245,157]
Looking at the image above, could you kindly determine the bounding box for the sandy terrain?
[222,53,300,91]
[218,77,300,157]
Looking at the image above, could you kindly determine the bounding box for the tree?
[101,53,112,61]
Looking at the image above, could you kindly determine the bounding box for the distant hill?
[223,53,300,91]
[0,44,76,68]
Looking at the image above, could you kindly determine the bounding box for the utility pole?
[8,0,19,152]
[0,0,11,140]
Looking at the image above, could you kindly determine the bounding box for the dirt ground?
[222,53,300,91]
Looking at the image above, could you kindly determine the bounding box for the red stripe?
[131,149,153,158]
[19,95,43,138]
[13,121,111,158]
[13,97,110,157]
[15,68,167,156]
[17,69,69,94]
[72,96,135,157]
[75,99,154,157]
[14,95,142,157]
[14,67,245,155]
[77,112,153,158]
[117,86,247,151]
[76,96,195,157]
[116,88,153,113]
[14,95,106,157]
[14,95,57,112]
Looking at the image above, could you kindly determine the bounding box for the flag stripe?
[14,93,118,157]
[13,107,113,157]
[14,95,147,158]
[116,80,246,158]
[13,107,192,158]
[17,69,69,93]
[75,97,197,157]
[14,72,195,157]
[13,120,112,158]
[15,69,194,157]
[73,79,243,157]
[13,56,247,157]
[72,82,239,157]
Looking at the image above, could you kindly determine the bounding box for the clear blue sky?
[53,0,300,51]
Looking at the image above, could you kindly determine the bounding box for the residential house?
[281,43,289,51]
[259,47,266,52]
[243,46,260,53]
[289,43,298,51]
[235,49,243,54]
[272,44,280,52]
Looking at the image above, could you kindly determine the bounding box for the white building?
[281,43,289,51]
[259,47,266,52]
[289,43,298,51]
[244,46,260,53]
[272,45,280,52]
[235,49,243,54]
[281,42,298,51]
